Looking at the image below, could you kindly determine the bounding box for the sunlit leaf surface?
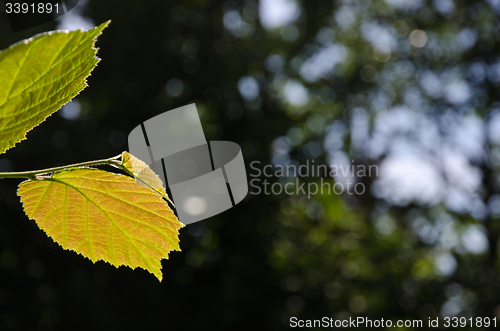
[18,168,183,281]
[0,21,109,154]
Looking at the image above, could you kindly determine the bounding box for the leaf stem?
[0,155,122,180]
[0,154,174,207]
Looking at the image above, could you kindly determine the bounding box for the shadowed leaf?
[121,151,172,203]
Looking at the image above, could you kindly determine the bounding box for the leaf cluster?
[0,22,183,281]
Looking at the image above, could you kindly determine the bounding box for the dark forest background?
[1,0,500,330]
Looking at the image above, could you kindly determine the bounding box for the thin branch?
[0,154,122,179]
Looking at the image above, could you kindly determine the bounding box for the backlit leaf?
[17,168,183,281]
[121,151,171,202]
[0,21,109,155]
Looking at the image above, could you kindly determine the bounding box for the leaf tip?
[95,20,111,34]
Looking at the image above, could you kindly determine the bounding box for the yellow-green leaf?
[17,168,183,281]
[121,151,171,202]
[0,21,110,155]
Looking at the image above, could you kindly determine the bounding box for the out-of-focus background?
[1,0,500,329]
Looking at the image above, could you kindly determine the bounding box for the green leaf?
[121,151,174,204]
[17,168,184,281]
[0,21,110,155]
